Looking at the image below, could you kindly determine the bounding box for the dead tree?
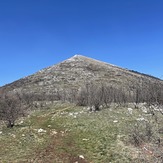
[0,92,27,128]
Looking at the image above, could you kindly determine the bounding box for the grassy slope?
[0,103,162,163]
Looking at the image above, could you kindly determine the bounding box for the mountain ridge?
[0,55,162,96]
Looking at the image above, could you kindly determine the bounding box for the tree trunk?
[7,120,14,128]
[94,105,100,111]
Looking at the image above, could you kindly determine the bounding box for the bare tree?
[76,82,102,111]
[88,83,103,111]
[0,92,27,128]
[99,83,113,107]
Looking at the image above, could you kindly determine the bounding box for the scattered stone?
[127,108,133,114]
[61,131,65,136]
[60,112,67,115]
[11,134,16,138]
[22,134,25,137]
[137,117,145,121]
[69,113,73,116]
[38,128,47,133]
[86,107,91,111]
[141,107,148,113]
[51,129,58,135]
[19,121,24,125]
[79,155,85,159]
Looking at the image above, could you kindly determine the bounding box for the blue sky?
[0,0,163,86]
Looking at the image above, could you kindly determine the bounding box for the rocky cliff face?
[0,55,162,96]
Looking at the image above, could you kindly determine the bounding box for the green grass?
[0,103,162,162]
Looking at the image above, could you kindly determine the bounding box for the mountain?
[0,55,162,97]
[1,55,163,162]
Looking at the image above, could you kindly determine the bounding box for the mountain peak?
[72,54,83,58]
[66,54,89,62]
[70,54,88,59]
[66,55,111,68]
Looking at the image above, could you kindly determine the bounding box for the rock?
[38,128,47,133]
[69,113,73,116]
[137,117,145,121]
[19,121,24,125]
[51,130,58,135]
[141,107,148,113]
[48,125,52,128]
[79,155,85,159]
[127,108,133,114]
[11,134,16,138]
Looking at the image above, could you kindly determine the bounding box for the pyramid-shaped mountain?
[0,55,162,96]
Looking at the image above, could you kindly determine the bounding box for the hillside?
[0,102,162,162]
[0,55,162,96]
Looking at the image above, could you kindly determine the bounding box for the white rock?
[82,138,89,141]
[69,113,73,116]
[87,107,91,110]
[127,108,133,114]
[137,117,145,121]
[79,155,85,159]
[141,107,148,113]
[0,131,2,134]
[19,121,24,124]
[113,120,118,123]
[51,130,58,135]
[11,134,16,138]
[38,128,47,133]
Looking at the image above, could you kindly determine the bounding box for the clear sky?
[0,0,163,86]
